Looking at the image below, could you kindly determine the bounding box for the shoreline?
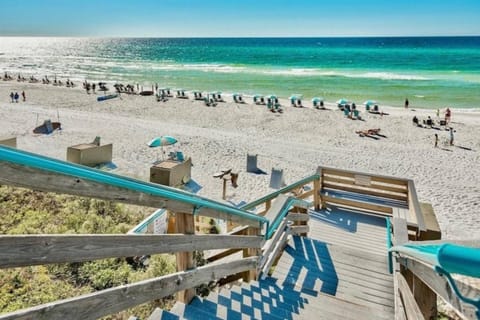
[3,76,480,112]
[1,81,479,240]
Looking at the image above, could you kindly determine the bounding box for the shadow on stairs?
[145,236,394,320]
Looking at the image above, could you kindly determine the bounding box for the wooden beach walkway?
[0,145,478,320]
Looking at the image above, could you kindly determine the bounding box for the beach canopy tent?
[192,90,204,99]
[233,93,244,103]
[364,100,377,106]
[364,100,378,111]
[289,94,303,101]
[253,94,265,104]
[312,97,325,108]
[176,89,188,98]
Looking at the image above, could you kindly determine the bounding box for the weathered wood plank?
[407,180,426,232]
[286,212,310,222]
[0,257,258,320]
[398,257,477,319]
[0,162,260,227]
[259,218,289,270]
[297,189,315,199]
[396,272,424,320]
[323,176,408,193]
[320,167,409,186]
[261,230,290,279]
[0,234,262,268]
[322,181,408,201]
[242,227,260,281]
[289,225,310,235]
[321,194,393,214]
[206,248,243,262]
[174,212,195,303]
[392,218,409,245]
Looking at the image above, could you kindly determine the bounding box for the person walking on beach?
[14,92,19,103]
[21,91,26,102]
[445,108,451,124]
[92,83,96,94]
[404,98,409,109]
[449,128,454,146]
[434,134,438,148]
[9,92,14,103]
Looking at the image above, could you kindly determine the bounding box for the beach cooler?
[66,143,113,167]
[150,158,192,187]
[0,136,17,148]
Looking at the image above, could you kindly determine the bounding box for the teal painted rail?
[265,197,311,239]
[0,146,268,227]
[386,218,393,274]
[391,242,480,317]
[241,174,319,211]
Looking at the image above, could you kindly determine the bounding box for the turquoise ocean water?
[0,37,479,109]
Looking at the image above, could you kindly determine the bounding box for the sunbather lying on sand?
[356,128,381,136]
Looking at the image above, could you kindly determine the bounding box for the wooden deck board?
[267,207,394,318]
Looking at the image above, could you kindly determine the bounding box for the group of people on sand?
[9,91,26,103]
[410,106,457,148]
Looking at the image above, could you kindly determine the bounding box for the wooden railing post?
[174,212,196,303]
[313,178,321,210]
[242,226,260,281]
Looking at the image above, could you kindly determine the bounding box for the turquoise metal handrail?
[390,242,480,317]
[0,146,268,227]
[386,218,393,274]
[265,197,311,239]
[241,174,319,211]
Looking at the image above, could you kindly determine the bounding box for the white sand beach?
[1,81,479,239]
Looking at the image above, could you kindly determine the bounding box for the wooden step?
[147,307,181,320]
[192,288,285,320]
[271,236,395,313]
[170,301,222,320]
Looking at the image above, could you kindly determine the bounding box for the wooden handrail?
[396,272,424,320]
[0,234,262,268]
[0,158,264,227]
[0,257,258,320]
[397,257,478,319]
[241,174,319,211]
[407,181,426,232]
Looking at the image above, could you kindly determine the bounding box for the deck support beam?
[175,212,196,304]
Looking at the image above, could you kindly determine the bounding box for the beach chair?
[270,168,286,189]
[176,151,185,162]
[274,103,283,113]
[246,154,258,173]
[353,109,361,120]
[91,136,101,146]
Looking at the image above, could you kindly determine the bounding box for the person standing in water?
[405,98,409,109]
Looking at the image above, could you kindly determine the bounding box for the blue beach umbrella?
[312,97,324,103]
[148,136,177,147]
[148,136,178,160]
[364,100,377,106]
[336,98,349,105]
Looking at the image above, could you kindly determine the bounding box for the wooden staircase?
[146,232,395,320]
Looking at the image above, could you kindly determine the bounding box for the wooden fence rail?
[0,257,258,320]
[0,234,263,268]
